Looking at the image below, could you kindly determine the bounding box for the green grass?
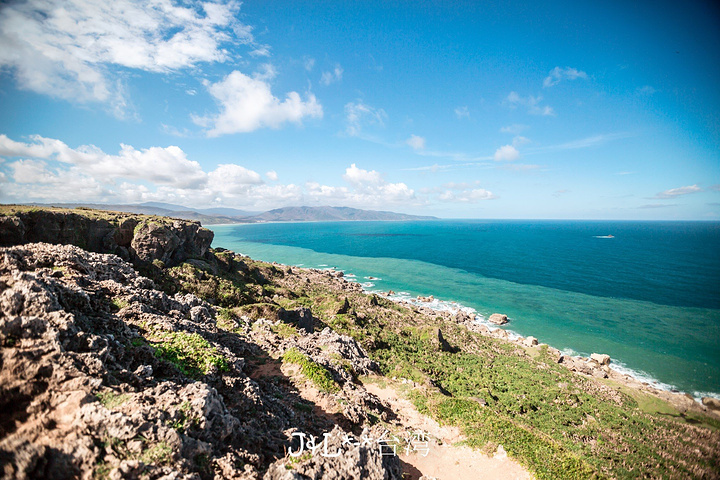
[153,331,229,378]
[111,298,129,310]
[140,442,173,465]
[282,347,339,393]
[366,325,720,479]
[96,390,130,410]
[271,322,298,338]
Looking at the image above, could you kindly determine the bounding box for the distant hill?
[250,206,437,222]
[24,203,436,224]
[139,202,259,217]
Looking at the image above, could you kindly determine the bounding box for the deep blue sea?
[209,220,720,398]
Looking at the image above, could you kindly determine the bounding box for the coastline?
[3,207,719,478]
[302,264,720,412]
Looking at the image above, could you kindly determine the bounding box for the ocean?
[209,220,720,399]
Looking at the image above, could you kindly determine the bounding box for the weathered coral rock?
[488,313,508,325]
[590,353,611,366]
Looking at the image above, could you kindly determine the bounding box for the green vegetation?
[170,401,199,432]
[165,263,252,307]
[111,298,129,310]
[96,390,130,410]
[270,322,298,338]
[141,442,173,465]
[153,332,228,378]
[365,325,719,479]
[282,348,339,393]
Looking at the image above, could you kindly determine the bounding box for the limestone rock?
[590,353,611,366]
[488,313,508,325]
[524,336,538,347]
[702,397,720,412]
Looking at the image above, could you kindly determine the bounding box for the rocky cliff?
[0,206,213,268]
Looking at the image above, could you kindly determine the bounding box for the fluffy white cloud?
[320,64,343,86]
[506,92,555,116]
[1,134,206,188]
[653,185,702,199]
[454,106,470,119]
[194,70,323,136]
[343,164,383,186]
[0,134,501,210]
[493,145,520,162]
[339,164,416,205]
[0,0,250,114]
[543,67,587,88]
[406,135,426,150]
[207,164,263,195]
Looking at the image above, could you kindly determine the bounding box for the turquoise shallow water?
[209,220,720,398]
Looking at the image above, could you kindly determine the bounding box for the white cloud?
[543,67,587,88]
[536,133,632,151]
[500,124,528,134]
[506,92,555,116]
[304,57,316,71]
[339,164,416,206]
[193,70,323,136]
[1,134,508,210]
[653,185,702,199]
[320,64,343,86]
[343,164,383,186]
[512,136,531,147]
[406,135,426,151]
[249,45,271,57]
[493,145,520,162]
[438,187,496,202]
[207,164,263,195]
[454,106,470,119]
[1,134,206,188]
[344,101,387,137]
[0,0,250,115]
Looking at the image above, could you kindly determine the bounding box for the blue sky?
[0,0,718,219]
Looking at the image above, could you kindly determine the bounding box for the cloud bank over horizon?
[0,0,718,219]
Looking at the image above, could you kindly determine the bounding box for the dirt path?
[363,378,533,480]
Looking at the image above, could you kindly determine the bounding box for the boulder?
[432,327,454,353]
[488,313,508,325]
[523,336,538,347]
[590,353,611,366]
[702,397,720,412]
[336,297,351,315]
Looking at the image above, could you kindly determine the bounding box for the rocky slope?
[1,206,719,480]
[0,242,400,479]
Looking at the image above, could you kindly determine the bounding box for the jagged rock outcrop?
[0,243,401,479]
[0,208,212,267]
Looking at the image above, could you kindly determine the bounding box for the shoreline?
[298,264,720,411]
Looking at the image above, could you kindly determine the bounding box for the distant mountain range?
[25,203,437,224]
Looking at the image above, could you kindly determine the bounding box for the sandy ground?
[364,379,533,480]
